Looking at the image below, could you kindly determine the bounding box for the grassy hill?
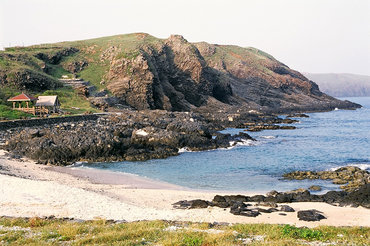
[0,33,360,120]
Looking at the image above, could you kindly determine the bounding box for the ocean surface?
[82,97,370,193]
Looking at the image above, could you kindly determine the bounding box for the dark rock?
[279,213,287,216]
[297,210,326,221]
[212,195,229,208]
[190,199,210,209]
[239,210,261,217]
[266,190,279,197]
[172,199,210,209]
[283,166,369,192]
[230,202,248,215]
[257,202,277,208]
[280,205,295,212]
[287,113,309,118]
[256,208,278,213]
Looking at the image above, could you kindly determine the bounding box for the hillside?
[303,73,370,97]
[0,33,360,119]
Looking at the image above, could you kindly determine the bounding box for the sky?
[1,0,369,75]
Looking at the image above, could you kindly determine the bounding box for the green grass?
[0,218,368,245]
[0,105,34,120]
[78,62,109,90]
[37,87,100,114]
[46,64,72,79]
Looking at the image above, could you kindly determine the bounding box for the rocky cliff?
[0,33,360,113]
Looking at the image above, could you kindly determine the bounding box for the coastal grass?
[36,87,100,115]
[0,218,369,245]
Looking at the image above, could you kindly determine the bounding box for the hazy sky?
[1,0,369,75]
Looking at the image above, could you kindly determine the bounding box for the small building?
[7,93,37,115]
[35,96,61,114]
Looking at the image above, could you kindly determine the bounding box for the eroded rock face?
[105,36,233,111]
[100,34,359,112]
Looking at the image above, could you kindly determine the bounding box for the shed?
[35,96,61,113]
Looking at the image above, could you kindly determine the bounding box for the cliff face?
[101,34,358,112]
[0,33,360,113]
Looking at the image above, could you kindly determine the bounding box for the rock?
[297,210,326,221]
[257,202,278,208]
[256,208,278,213]
[279,213,287,216]
[266,190,279,197]
[190,199,210,209]
[240,210,261,217]
[283,167,369,191]
[287,113,309,118]
[230,202,248,215]
[280,205,295,212]
[309,185,322,191]
[172,199,209,209]
[28,129,41,138]
[212,195,229,208]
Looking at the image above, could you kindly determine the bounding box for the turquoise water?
[84,97,370,193]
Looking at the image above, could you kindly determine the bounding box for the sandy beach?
[0,150,369,228]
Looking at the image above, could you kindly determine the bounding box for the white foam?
[178,147,192,153]
[334,108,339,111]
[235,139,256,146]
[260,136,276,139]
[329,163,370,171]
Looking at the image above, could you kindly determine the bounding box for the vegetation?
[0,105,34,120]
[0,217,368,245]
[37,87,100,115]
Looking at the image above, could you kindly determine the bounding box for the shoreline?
[0,150,369,227]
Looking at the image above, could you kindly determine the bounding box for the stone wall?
[0,114,102,131]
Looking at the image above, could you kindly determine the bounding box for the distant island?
[304,73,370,97]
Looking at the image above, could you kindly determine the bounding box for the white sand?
[0,150,369,227]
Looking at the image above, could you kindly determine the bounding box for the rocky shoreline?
[0,109,294,165]
[283,166,370,192]
[173,183,370,221]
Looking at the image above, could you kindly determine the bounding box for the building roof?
[7,93,37,102]
[35,96,59,107]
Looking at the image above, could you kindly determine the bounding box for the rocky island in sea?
[0,34,369,231]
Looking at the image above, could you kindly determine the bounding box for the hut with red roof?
[7,93,37,115]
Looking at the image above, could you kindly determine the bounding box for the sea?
[82,97,370,193]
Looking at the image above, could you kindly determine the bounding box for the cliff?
[0,33,360,114]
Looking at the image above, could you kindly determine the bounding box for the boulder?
[280,205,295,212]
[297,210,326,221]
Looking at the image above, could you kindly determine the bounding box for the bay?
[83,97,370,193]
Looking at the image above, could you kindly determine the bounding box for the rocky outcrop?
[173,184,370,217]
[0,67,61,91]
[283,166,370,192]
[0,111,256,165]
[97,34,361,112]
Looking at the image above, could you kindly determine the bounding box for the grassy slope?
[0,33,282,119]
[0,218,368,245]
